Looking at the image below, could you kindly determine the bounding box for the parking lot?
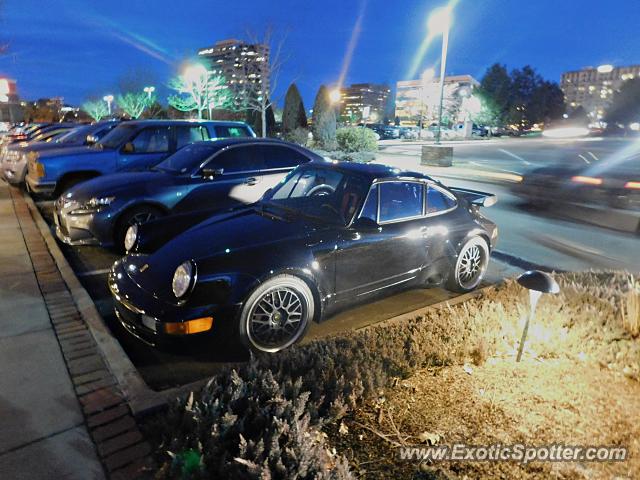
[35,199,512,391]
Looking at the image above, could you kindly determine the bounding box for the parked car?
[25,120,255,197]
[2,122,118,185]
[365,123,400,140]
[54,138,322,251]
[109,161,498,352]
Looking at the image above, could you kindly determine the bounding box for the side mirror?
[201,167,224,179]
[85,135,98,145]
[122,142,135,153]
[351,216,380,231]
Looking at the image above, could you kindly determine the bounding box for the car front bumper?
[3,161,27,185]
[108,258,239,347]
[53,197,118,247]
[26,174,56,195]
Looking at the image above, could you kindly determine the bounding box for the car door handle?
[245,177,258,185]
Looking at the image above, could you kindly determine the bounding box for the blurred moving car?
[54,138,321,251]
[512,155,640,217]
[2,122,118,185]
[110,161,498,352]
[25,120,255,196]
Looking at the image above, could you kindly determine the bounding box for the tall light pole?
[103,95,114,116]
[143,86,155,100]
[427,5,453,145]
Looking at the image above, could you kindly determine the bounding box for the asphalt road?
[34,135,640,391]
[379,136,640,272]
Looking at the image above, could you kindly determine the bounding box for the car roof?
[318,161,432,182]
[187,138,324,159]
[120,119,250,128]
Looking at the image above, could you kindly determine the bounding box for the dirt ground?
[331,357,640,479]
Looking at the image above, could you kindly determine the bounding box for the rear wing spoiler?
[449,187,498,207]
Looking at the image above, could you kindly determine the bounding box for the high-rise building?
[0,77,24,123]
[338,83,391,123]
[395,74,478,126]
[197,39,270,109]
[561,64,640,121]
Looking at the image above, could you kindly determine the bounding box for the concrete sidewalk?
[0,183,152,480]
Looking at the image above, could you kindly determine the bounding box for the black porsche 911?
[108,161,498,353]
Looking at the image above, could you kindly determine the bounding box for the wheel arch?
[251,267,324,323]
[112,201,170,244]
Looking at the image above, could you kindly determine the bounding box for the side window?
[359,185,378,221]
[176,126,210,149]
[93,124,116,141]
[379,181,424,223]
[263,146,311,169]
[130,127,170,153]
[426,186,456,214]
[206,146,264,174]
[215,125,251,138]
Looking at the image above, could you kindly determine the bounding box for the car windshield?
[154,143,218,173]
[96,124,136,149]
[261,166,370,225]
[54,126,91,144]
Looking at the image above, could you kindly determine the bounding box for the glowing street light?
[143,86,156,99]
[427,4,453,145]
[103,95,114,115]
[515,270,560,362]
[329,88,342,104]
[183,63,208,86]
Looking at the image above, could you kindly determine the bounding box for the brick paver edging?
[9,187,155,480]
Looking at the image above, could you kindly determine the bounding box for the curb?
[21,190,206,415]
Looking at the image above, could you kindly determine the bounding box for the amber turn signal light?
[163,317,213,335]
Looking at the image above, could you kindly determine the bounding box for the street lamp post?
[143,86,155,100]
[427,5,453,145]
[515,270,560,362]
[103,95,114,116]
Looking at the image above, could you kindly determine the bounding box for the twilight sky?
[1,0,639,109]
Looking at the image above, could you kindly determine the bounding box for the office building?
[395,74,478,126]
[338,83,391,123]
[561,64,640,121]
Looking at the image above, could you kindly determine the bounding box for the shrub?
[147,272,640,477]
[284,127,310,146]
[336,127,378,153]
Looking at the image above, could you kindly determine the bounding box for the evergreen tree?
[606,78,640,126]
[282,84,307,133]
[477,64,512,126]
[311,85,336,149]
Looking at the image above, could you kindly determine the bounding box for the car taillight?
[571,175,602,186]
[625,181,640,190]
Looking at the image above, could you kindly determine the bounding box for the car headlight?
[124,224,138,252]
[70,196,115,214]
[172,261,196,298]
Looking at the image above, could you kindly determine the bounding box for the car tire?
[446,236,490,293]
[115,205,165,253]
[239,274,314,354]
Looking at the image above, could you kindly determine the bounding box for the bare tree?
[82,100,109,122]
[116,91,155,119]
[242,27,288,137]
